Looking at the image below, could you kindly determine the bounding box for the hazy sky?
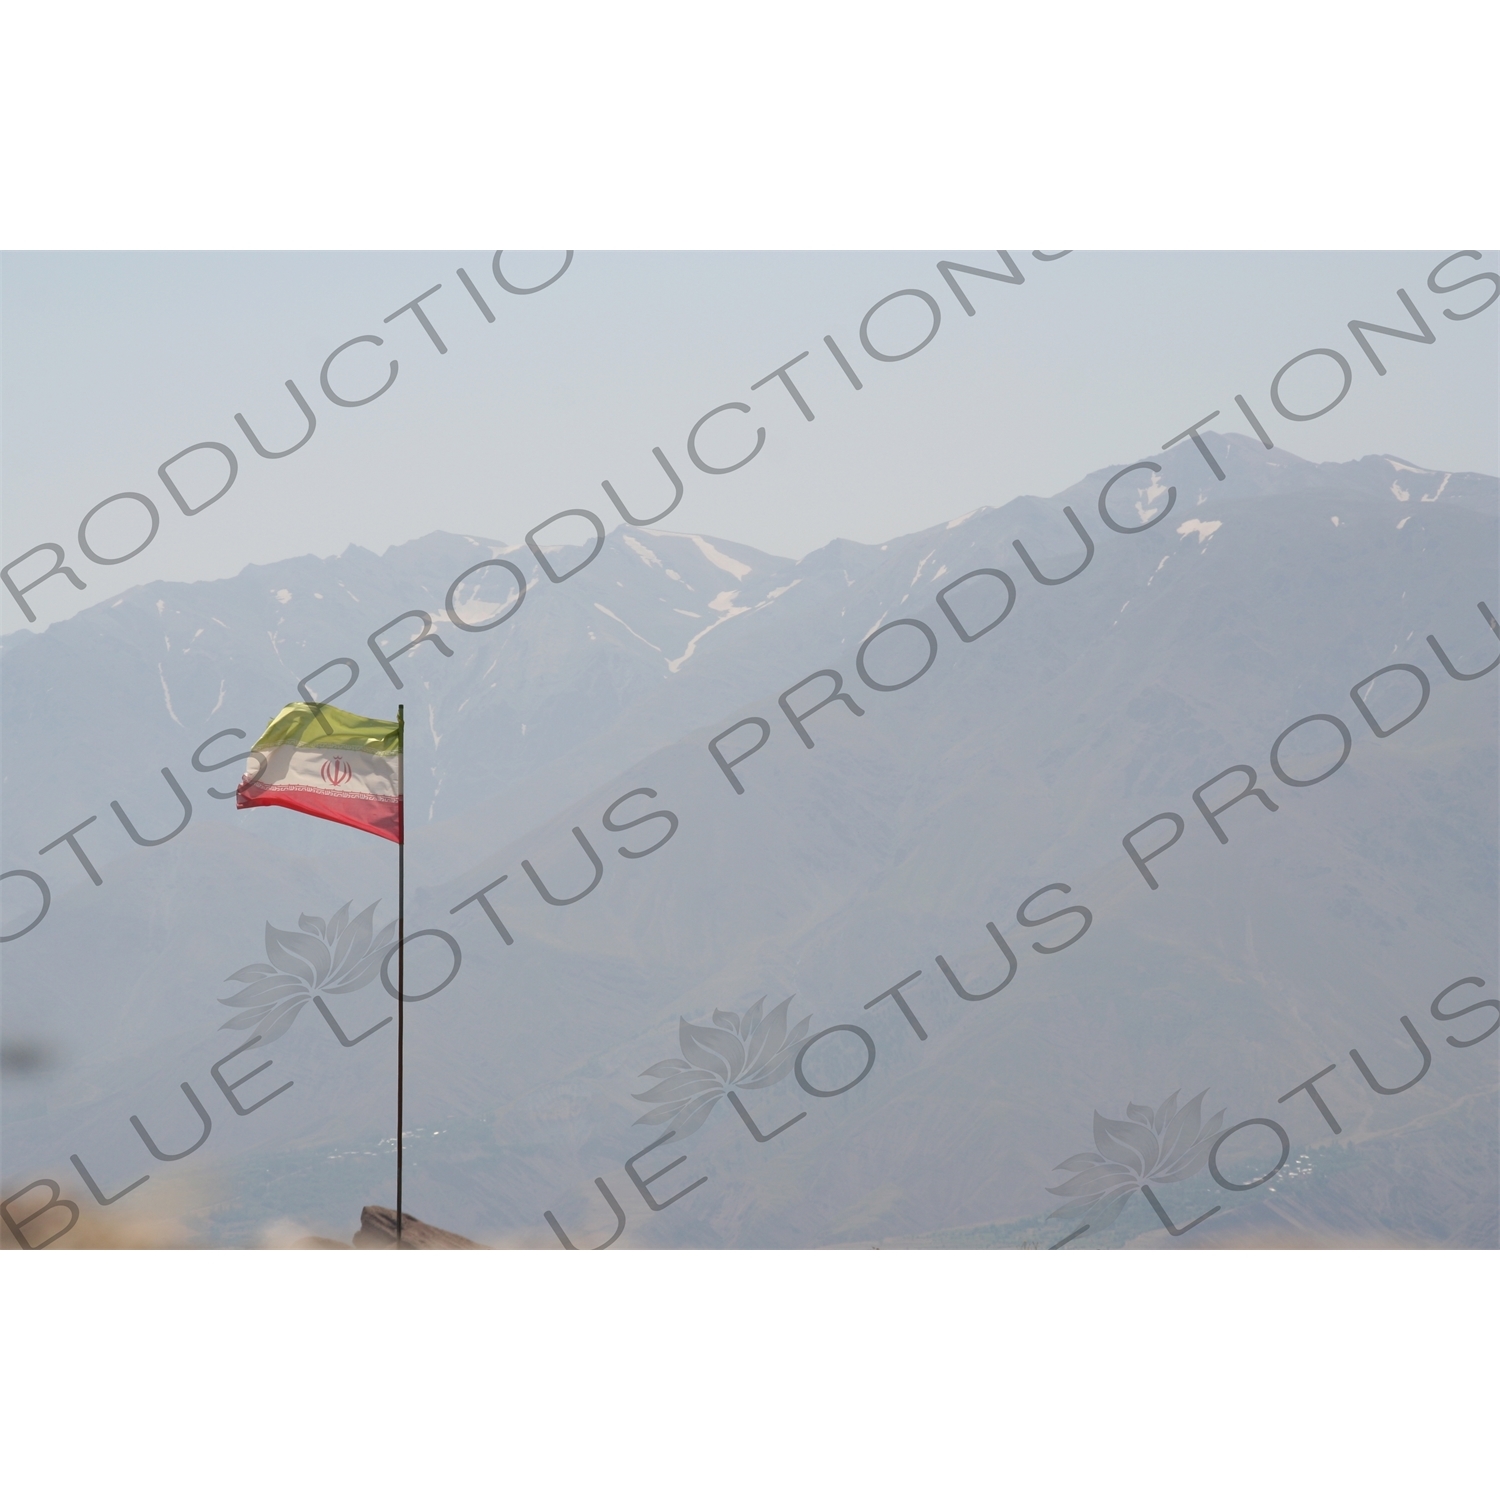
[3,249,1496,634]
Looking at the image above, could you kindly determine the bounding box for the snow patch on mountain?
[686,536,752,579]
[1177,519,1221,543]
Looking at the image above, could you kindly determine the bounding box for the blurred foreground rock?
[294,1206,484,1248]
[352,1205,485,1249]
[293,1206,485,1249]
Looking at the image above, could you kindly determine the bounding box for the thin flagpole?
[396,702,405,1247]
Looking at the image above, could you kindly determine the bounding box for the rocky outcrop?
[351,1205,486,1249]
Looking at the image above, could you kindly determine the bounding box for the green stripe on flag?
[252,702,402,754]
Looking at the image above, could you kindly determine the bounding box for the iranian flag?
[237,702,403,843]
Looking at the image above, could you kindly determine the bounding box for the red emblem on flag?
[321,757,353,786]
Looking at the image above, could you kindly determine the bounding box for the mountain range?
[2,433,1496,1249]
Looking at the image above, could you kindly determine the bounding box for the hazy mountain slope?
[3,438,1495,1249]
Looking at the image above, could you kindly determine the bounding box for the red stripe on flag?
[237,781,403,843]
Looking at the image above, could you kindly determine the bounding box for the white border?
[3,1250,1494,1491]
[1,2,1496,248]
